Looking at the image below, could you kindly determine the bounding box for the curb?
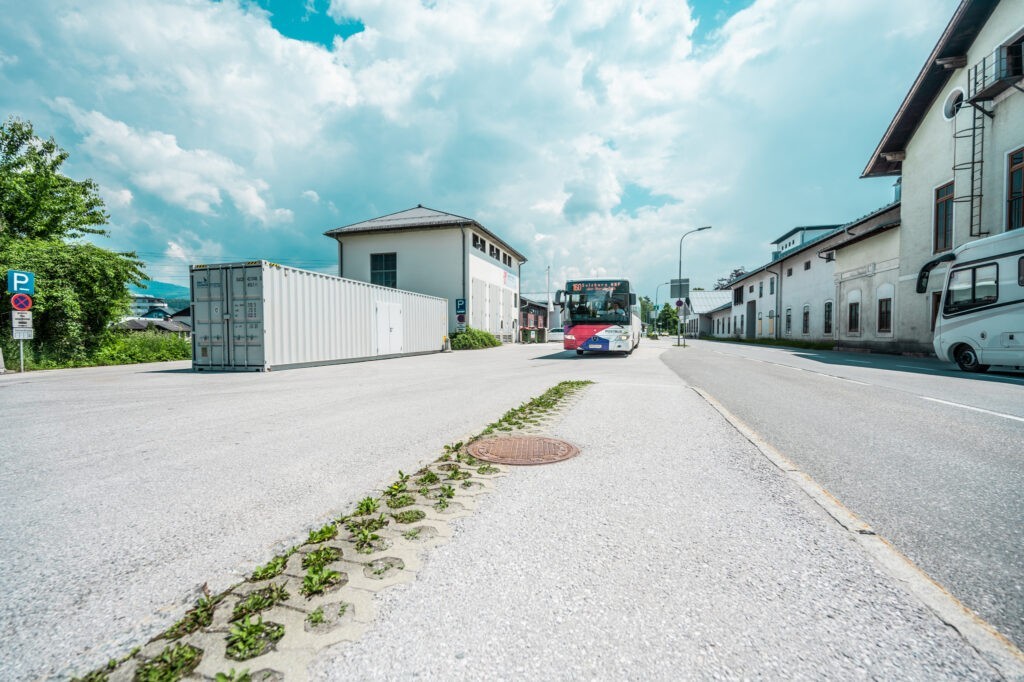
[691,385,1024,681]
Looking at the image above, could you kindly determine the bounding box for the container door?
[376,302,403,355]
[192,267,228,368]
[227,264,265,368]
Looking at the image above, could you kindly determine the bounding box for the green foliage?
[231,583,289,621]
[92,330,190,365]
[0,118,148,367]
[215,670,251,682]
[402,528,422,540]
[416,470,439,485]
[345,514,388,534]
[301,565,343,597]
[134,643,201,682]
[306,523,337,544]
[225,615,284,660]
[480,380,592,435]
[250,547,297,581]
[353,527,381,553]
[656,303,679,333]
[392,509,426,524]
[302,546,341,571]
[161,593,225,640]
[354,497,380,516]
[386,493,415,509]
[477,464,500,475]
[306,607,325,625]
[450,326,501,350]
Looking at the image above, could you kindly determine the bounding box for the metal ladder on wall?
[952,99,990,238]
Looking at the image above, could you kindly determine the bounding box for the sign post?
[7,269,36,373]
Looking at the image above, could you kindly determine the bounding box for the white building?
[324,206,527,342]
[861,0,1024,353]
[128,294,169,317]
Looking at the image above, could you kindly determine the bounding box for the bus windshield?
[565,280,631,324]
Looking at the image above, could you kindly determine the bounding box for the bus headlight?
[565,334,575,340]
[619,334,629,340]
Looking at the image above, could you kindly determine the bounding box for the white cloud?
[302,190,321,203]
[54,98,292,225]
[101,187,133,208]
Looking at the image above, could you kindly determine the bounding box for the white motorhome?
[923,230,1024,372]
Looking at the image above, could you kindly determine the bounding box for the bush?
[450,326,501,350]
[93,330,191,365]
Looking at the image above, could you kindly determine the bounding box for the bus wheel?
[576,349,584,356]
[953,344,989,373]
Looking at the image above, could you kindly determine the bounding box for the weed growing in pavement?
[402,528,421,540]
[301,565,343,597]
[354,527,381,553]
[306,607,325,626]
[438,484,455,499]
[134,642,202,681]
[302,546,341,571]
[477,464,500,475]
[232,583,290,621]
[456,451,480,466]
[416,470,439,485]
[345,513,388,534]
[160,592,226,640]
[354,497,380,516]
[338,602,349,616]
[479,380,592,435]
[445,464,471,481]
[386,493,416,509]
[461,480,475,489]
[250,546,298,581]
[434,498,450,511]
[392,509,426,524]
[214,669,251,682]
[225,615,284,660]
[418,485,431,496]
[306,523,337,544]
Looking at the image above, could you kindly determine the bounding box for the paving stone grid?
[72,383,590,682]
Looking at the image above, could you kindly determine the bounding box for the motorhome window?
[945,264,998,314]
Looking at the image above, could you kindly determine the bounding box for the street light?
[677,225,712,347]
[654,281,670,333]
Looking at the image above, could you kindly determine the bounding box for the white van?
[929,230,1024,372]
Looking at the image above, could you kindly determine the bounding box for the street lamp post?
[677,226,712,347]
[654,281,669,333]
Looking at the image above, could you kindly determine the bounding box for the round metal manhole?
[468,436,581,466]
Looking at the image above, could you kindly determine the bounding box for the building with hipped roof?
[325,205,527,341]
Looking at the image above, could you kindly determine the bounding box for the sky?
[0,0,960,302]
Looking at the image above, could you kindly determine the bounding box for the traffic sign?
[6,270,34,295]
[456,313,466,323]
[11,311,31,328]
[670,278,689,299]
[455,298,466,315]
[675,299,683,308]
[13,328,33,340]
[11,293,33,311]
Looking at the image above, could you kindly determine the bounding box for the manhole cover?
[468,436,581,466]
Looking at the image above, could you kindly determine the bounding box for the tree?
[1,117,145,365]
[639,295,654,324]
[656,302,678,332]
[715,267,747,290]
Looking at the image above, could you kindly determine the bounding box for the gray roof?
[116,319,191,333]
[324,205,527,262]
[688,290,733,314]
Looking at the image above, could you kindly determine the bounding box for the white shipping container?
[191,261,448,371]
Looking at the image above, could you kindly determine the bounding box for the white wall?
[835,228,901,348]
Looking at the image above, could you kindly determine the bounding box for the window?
[785,308,792,335]
[769,278,775,295]
[758,281,763,298]
[945,263,998,314]
[472,234,486,252]
[848,302,860,333]
[823,301,833,335]
[803,260,811,271]
[878,298,892,333]
[370,253,397,288]
[801,305,810,334]
[786,267,793,277]
[1009,147,1023,230]
[733,287,744,304]
[749,285,754,293]
[1019,257,1024,286]
[489,244,500,260]
[935,182,954,252]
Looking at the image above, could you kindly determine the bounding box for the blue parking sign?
[455,298,466,314]
[7,270,34,295]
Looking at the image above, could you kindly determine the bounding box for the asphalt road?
[0,340,1015,679]
[661,339,1024,650]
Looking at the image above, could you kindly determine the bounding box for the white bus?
[554,278,642,355]
[926,229,1024,373]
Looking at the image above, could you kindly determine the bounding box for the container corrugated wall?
[191,261,448,371]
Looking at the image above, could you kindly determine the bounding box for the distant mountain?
[130,280,190,300]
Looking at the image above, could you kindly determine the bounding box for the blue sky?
[0,0,958,301]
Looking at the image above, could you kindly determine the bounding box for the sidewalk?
[311,365,1001,679]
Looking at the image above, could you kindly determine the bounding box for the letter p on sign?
[6,270,34,295]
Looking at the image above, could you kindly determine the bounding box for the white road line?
[817,374,871,386]
[920,396,1024,423]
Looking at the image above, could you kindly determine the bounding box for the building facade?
[862,0,1024,353]
[325,206,526,342]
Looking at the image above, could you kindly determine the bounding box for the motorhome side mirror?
[916,270,929,294]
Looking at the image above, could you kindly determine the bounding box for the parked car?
[548,327,564,342]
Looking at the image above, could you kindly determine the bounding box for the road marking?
[816,373,871,386]
[845,359,871,364]
[920,397,1024,423]
[691,385,1024,678]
